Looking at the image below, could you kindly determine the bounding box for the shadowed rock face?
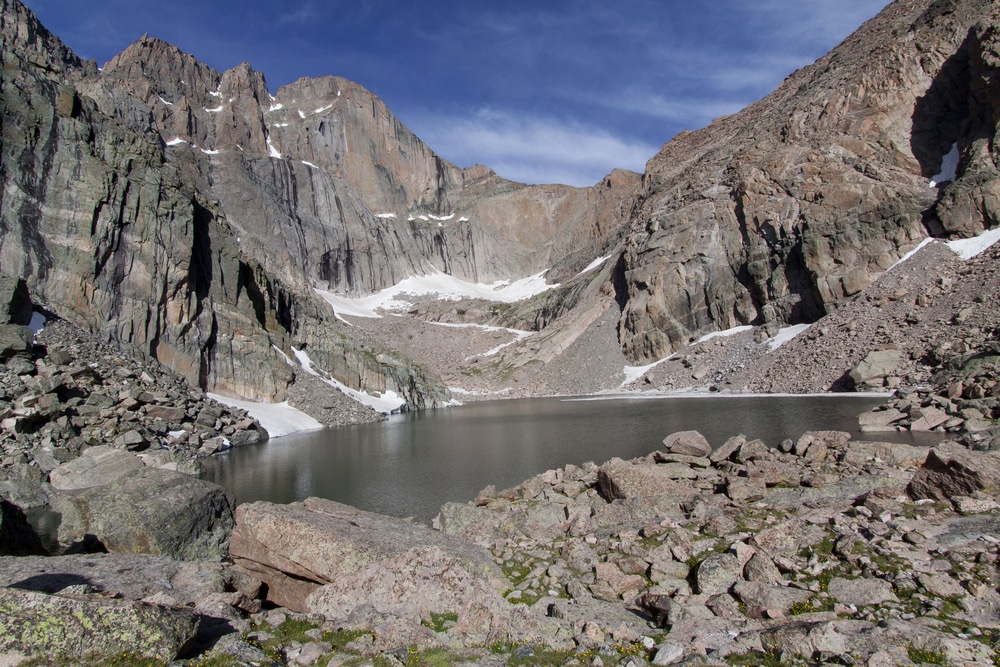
[617,0,1000,363]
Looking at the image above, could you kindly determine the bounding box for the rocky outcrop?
[617,0,1000,363]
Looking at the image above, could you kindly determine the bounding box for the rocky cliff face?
[0,0,634,405]
[617,0,1000,362]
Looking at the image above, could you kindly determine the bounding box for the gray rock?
[827,577,897,607]
[849,350,903,389]
[695,552,742,595]
[597,458,695,500]
[0,586,198,662]
[662,430,712,458]
[51,467,234,560]
[733,581,812,617]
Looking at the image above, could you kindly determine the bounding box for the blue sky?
[25,0,891,187]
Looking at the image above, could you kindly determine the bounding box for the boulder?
[849,350,903,389]
[50,467,234,559]
[48,446,145,491]
[828,577,897,607]
[0,586,198,662]
[907,442,1000,500]
[597,458,696,500]
[733,581,812,618]
[694,552,742,595]
[230,498,507,620]
[662,430,712,458]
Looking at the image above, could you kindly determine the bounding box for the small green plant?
[907,643,948,665]
[422,611,458,633]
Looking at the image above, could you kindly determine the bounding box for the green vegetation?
[906,644,948,665]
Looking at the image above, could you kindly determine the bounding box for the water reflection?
[202,395,944,521]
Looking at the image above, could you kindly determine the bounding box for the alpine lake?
[201,393,945,522]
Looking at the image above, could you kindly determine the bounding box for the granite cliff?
[616,0,1000,363]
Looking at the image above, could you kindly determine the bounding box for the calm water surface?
[202,395,943,521]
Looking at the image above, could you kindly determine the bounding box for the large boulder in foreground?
[50,467,234,559]
[230,498,510,626]
[0,586,198,663]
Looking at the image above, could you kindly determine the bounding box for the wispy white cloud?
[277,3,319,26]
[408,108,658,187]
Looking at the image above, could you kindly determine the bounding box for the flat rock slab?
[0,554,230,604]
[48,445,145,491]
[0,586,198,662]
[230,497,507,619]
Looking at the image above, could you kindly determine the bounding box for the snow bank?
[767,323,811,352]
[946,227,1000,260]
[577,254,612,276]
[430,321,533,358]
[695,325,753,344]
[206,393,324,438]
[267,137,282,159]
[620,354,677,387]
[315,268,557,320]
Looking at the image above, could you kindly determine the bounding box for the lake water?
[201,394,943,521]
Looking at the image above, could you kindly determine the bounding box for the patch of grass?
[422,612,458,633]
[907,644,948,665]
[789,595,836,615]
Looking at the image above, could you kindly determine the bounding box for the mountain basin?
[201,394,945,522]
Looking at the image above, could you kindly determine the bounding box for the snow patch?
[273,122,289,128]
[291,347,406,413]
[267,102,283,112]
[886,238,935,272]
[314,268,557,320]
[204,106,223,113]
[200,148,220,155]
[929,143,960,187]
[301,161,319,169]
[767,323,812,352]
[375,213,397,219]
[695,325,753,344]
[458,217,470,222]
[430,321,533,358]
[165,137,188,147]
[428,213,454,221]
[206,393,324,438]
[298,109,306,119]
[314,104,333,114]
[267,137,282,159]
[620,354,677,387]
[946,227,1000,260]
[157,96,173,106]
[209,90,222,97]
[577,254,611,276]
